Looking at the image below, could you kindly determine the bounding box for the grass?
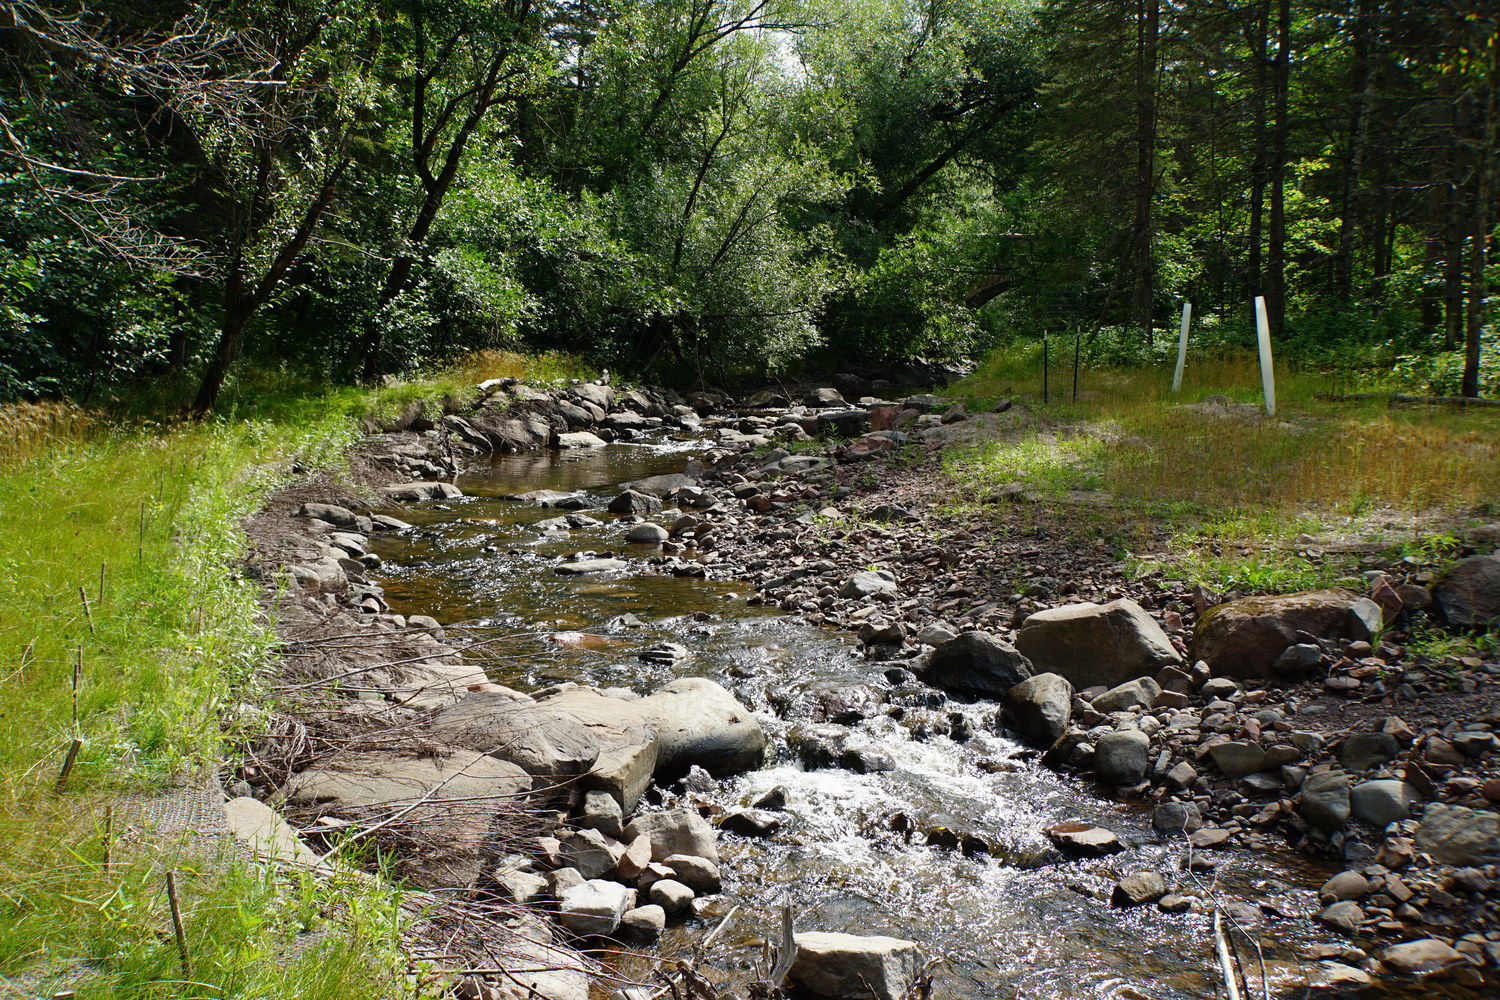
[0,403,425,997]
[945,348,1500,591]
[0,347,595,996]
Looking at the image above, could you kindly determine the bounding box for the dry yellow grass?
[0,401,94,468]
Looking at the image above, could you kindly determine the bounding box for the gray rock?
[1045,822,1124,857]
[1272,642,1323,676]
[1096,729,1150,785]
[1414,802,1500,866]
[1315,900,1364,933]
[298,502,357,526]
[555,558,628,575]
[1319,871,1372,902]
[620,473,696,496]
[1016,599,1181,688]
[1350,779,1420,827]
[379,481,463,501]
[924,631,1033,698]
[557,431,607,449]
[283,748,529,887]
[223,797,320,865]
[580,789,624,839]
[1152,801,1204,837]
[1003,673,1074,746]
[534,686,661,809]
[620,904,666,941]
[839,570,898,599]
[547,867,584,896]
[789,932,922,1000]
[663,854,721,894]
[622,808,719,864]
[1165,761,1198,790]
[558,879,632,936]
[496,870,549,906]
[559,828,622,880]
[1200,677,1240,700]
[1381,939,1463,976]
[607,490,662,515]
[1189,589,1378,679]
[637,677,767,777]
[430,690,602,791]
[1299,772,1351,832]
[720,809,783,838]
[1112,872,1167,907]
[625,522,669,544]
[1431,554,1500,627]
[915,624,957,647]
[1341,732,1398,771]
[647,878,694,915]
[1209,741,1269,779]
[1090,677,1161,713]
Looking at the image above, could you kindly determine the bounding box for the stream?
[366,434,1464,1000]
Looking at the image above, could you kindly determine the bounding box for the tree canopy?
[1,0,1495,406]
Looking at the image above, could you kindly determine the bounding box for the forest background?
[1,0,1495,411]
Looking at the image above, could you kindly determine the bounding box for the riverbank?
[249,369,1499,997]
[5,359,1496,1000]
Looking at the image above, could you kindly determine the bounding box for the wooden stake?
[55,738,83,794]
[166,871,192,976]
[72,647,82,725]
[99,561,107,607]
[79,585,96,636]
[103,804,113,874]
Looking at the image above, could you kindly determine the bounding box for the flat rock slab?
[789,932,923,1000]
[556,558,628,575]
[1046,822,1123,857]
[379,481,463,501]
[284,748,529,887]
[223,796,320,865]
[619,473,696,495]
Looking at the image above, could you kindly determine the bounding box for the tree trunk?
[1266,0,1291,333]
[1462,80,1494,398]
[1333,0,1374,304]
[193,290,253,413]
[1247,0,1270,299]
[1444,89,1471,357]
[1422,70,1455,339]
[1129,0,1160,345]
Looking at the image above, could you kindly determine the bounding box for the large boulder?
[788,932,923,1000]
[1015,600,1181,688]
[620,473,696,496]
[1096,729,1150,785]
[1189,589,1381,679]
[621,807,718,864]
[222,797,320,865]
[1415,802,1500,866]
[429,689,601,790]
[558,879,633,936]
[1003,673,1073,746]
[1431,555,1500,628]
[1298,771,1351,832]
[636,677,766,777]
[283,747,529,887]
[533,686,660,810]
[922,632,1033,698]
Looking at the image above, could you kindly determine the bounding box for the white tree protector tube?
[1254,295,1275,416]
[1172,302,1191,392]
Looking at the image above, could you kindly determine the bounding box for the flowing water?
[367,435,1473,1000]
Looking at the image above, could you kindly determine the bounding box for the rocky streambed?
[239,377,1500,1000]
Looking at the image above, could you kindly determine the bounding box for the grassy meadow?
[944,347,1500,592]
